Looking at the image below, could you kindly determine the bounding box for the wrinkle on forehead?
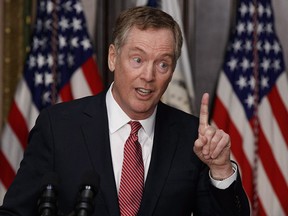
[123,27,175,58]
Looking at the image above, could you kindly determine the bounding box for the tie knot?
[129,121,142,135]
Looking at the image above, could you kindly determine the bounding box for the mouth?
[136,87,153,96]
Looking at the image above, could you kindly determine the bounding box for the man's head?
[111,6,183,66]
[108,6,183,120]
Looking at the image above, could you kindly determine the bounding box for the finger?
[201,136,209,156]
[210,133,230,159]
[199,93,210,135]
[209,129,224,156]
[202,127,216,159]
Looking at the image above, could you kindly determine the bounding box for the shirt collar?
[106,82,156,137]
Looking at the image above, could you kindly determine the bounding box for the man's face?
[108,27,175,120]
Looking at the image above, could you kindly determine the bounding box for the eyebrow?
[129,47,174,60]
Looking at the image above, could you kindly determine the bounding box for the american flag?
[136,0,196,114]
[0,0,103,204]
[211,0,288,215]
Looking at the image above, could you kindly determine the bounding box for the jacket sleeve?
[194,162,250,216]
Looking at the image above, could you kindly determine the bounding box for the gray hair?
[111,6,183,64]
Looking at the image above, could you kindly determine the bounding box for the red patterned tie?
[118,121,144,216]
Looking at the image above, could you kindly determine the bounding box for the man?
[0,6,250,216]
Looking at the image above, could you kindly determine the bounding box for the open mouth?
[136,88,153,95]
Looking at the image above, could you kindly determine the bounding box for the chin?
[131,104,154,118]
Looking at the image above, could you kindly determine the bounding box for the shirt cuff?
[209,162,237,189]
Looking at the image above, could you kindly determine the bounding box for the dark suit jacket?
[0,91,250,216]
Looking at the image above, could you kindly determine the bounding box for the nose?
[140,62,155,82]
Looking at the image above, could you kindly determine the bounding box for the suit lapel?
[80,93,120,216]
[139,103,180,215]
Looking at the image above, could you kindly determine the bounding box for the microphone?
[38,172,59,216]
[74,171,100,216]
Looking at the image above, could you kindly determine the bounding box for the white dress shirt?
[106,84,156,193]
[105,84,237,193]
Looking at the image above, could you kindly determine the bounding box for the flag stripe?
[59,83,73,102]
[7,102,29,150]
[71,68,92,99]
[1,125,24,171]
[258,199,267,216]
[268,83,288,147]
[259,96,288,183]
[277,72,288,109]
[0,151,16,188]
[81,57,103,94]
[258,161,286,216]
[14,80,32,127]
[0,182,6,201]
[258,128,288,215]
[14,79,39,130]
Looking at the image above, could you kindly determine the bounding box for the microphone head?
[80,170,100,193]
[75,171,100,215]
[40,172,59,191]
[38,172,59,215]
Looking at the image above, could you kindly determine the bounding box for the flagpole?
[252,0,260,215]
[51,0,58,105]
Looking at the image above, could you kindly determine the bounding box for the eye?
[159,62,168,69]
[133,57,141,64]
[157,61,171,73]
[130,57,142,68]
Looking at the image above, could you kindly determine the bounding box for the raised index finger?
[199,93,210,135]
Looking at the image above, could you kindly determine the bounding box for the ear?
[108,44,117,72]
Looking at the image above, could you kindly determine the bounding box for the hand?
[193,93,233,180]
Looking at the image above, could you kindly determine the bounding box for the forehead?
[124,27,175,52]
